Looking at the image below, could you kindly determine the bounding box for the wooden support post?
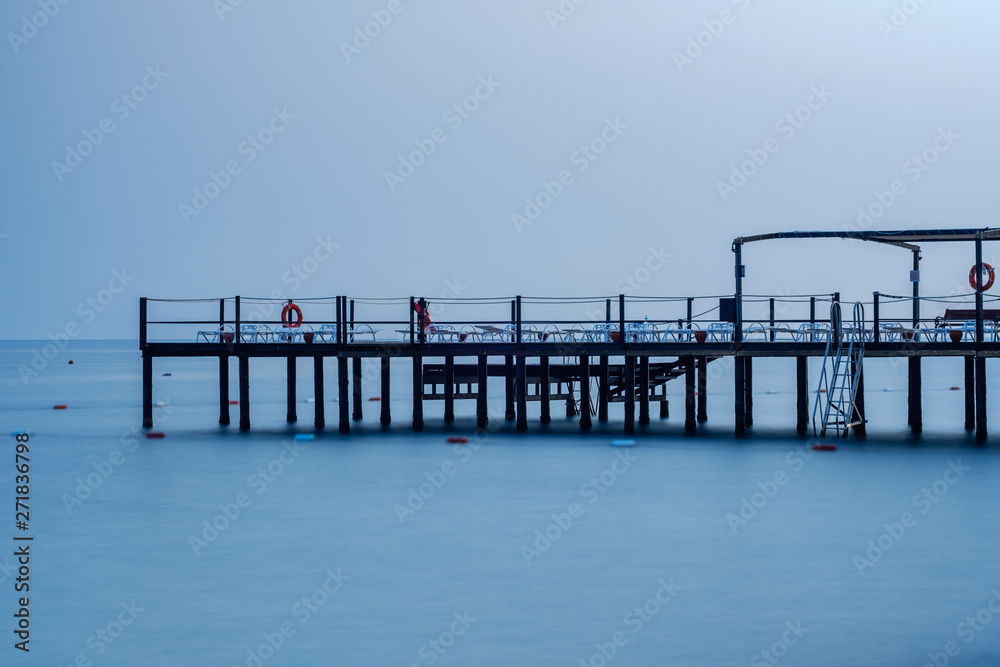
[624,356,635,434]
[660,393,669,419]
[504,355,515,421]
[796,356,808,435]
[908,357,922,434]
[238,354,250,432]
[352,357,363,421]
[314,356,326,429]
[412,356,424,431]
[965,356,975,431]
[540,356,551,424]
[219,355,230,426]
[975,356,987,441]
[477,354,488,429]
[745,357,754,428]
[684,357,696,433]
[444,356,455,423]
[598,355,609,422]
[516,354,527,432]
[142,353,153,428]
[580,355,592,429]
[638,356,649,426]
[286,357,296,423]
[380,355,391,426]
[735,356,746,437]
[336,356,349,433]
[852,361,866,437]
[696,356,707,423]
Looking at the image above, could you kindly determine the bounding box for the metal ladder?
[812,301,866,437]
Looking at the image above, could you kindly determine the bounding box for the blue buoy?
[611,439,636,447]
[293,434,315,442]
[12,430,31,437]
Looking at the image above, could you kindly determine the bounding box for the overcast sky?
[3,0,999,339]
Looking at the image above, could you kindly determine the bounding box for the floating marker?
[229,399,239,405]
[12,431,32,437]
[950,386,960,391]
[293,434,314,442]
[53,404,67,410]
[446,436,469,444]
[68,360,74,365]
[611,439,636,447]
[162,373,172,376]
[146,431,166,439]
[306,398,315,403]
[155,401,166,408]
[766,389,778,395]
[369,397,381,402]
[818,389,826,393]
[883,388,893,392]
[812,443,837,452]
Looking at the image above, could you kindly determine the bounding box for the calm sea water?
[2,340,999,666]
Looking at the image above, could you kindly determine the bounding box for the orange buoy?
[369,397,381,402]
[281,301,303,328]
[146,431,166,439]
[446,436,469,444]
[812,443,837,452]
[53,404,67,410]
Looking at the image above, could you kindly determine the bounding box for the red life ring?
[412,302,432,330]
[969,263,995,291]
[281,302,303,328]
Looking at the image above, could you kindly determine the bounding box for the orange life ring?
[969,263,995,291]
[281,302,303,328]
[413,302,432,330]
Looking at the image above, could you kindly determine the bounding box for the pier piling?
[580,356,592,429]
[380,355,391,426]
[444,356,455,423]
[286,357,296,423]
[638,356,650,426]
[238,355,250,432]
[540,356,551,424]
[142,353,153,429]
[796,357,808,435]
[965,356,974,431]
[352,358,363,421]
[504,355,515,421]
[515,354,528,432]
[477,355,488,429]
[624,356,635,434]
[336,356,348,432]
[313,357,325,429]
[908,357,922,434]
[734,357,747,437]
[852,361,866,437]
[685,357,696,433]
[598,355,609,422]
[696,356,707,423]
[975,356,987,441]
[412,356,424,431]
[219,355,230,426]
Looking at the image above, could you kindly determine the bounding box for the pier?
[139,229,1000,440]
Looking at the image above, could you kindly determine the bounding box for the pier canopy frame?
[731,228,1000,343]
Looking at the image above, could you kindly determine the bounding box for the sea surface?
[1,340,999,666]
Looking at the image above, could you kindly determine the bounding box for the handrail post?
[235,296,241,338]
[515,295,522,349]
[686,298,693,329]
[417,297,427,344]
[768,297,775,342]
[809,297,815,325]
[350,299,355,331]
[912,249,921,327]
[139,297,147,348]
[975,239,985,342]
[618,294,626,349]
[733,241,743,343]
[873,292,880,343]
[409,297,415,345]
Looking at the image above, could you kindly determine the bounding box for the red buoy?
[146,431,166,439]
[446,436,469,444]
[950,386,961,391]
[68,360,74,364]
[812,443,837,452]
[229,400,239,405]
[369,397,381,402]
[53,404,67,410]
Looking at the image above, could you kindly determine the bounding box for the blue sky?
[2,0,999,338]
